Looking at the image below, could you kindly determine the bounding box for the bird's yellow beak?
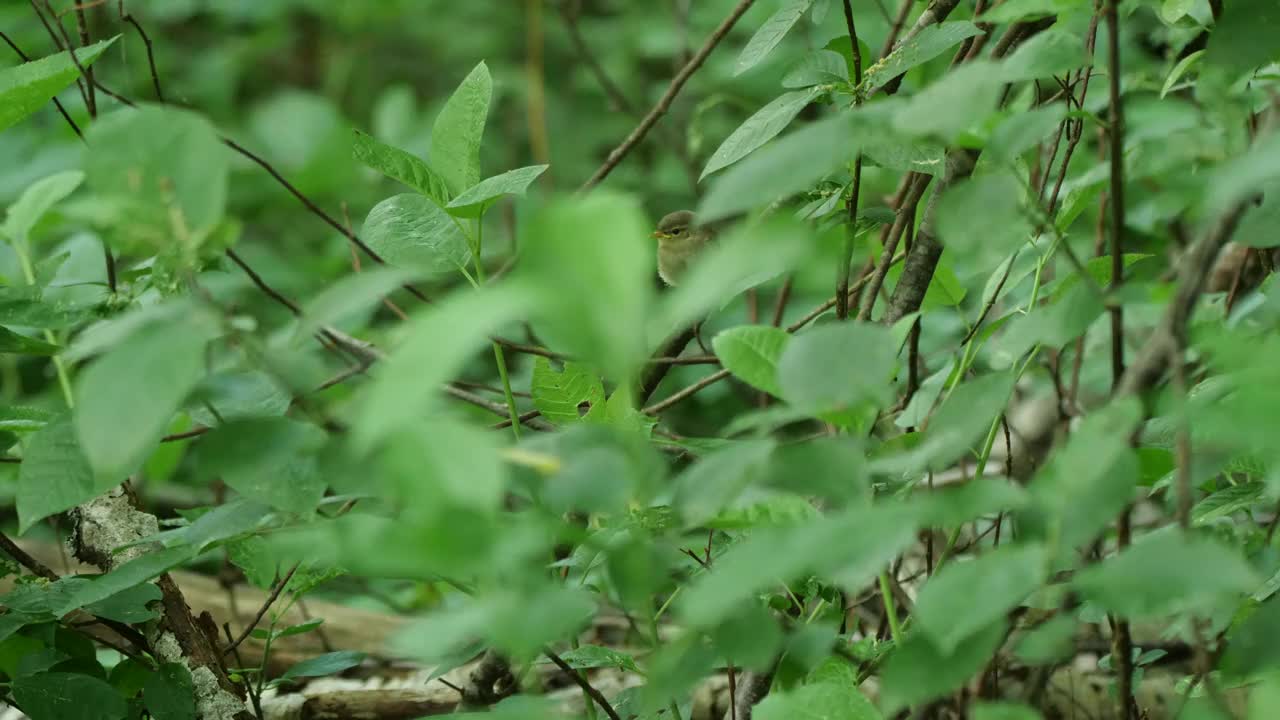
[651,230,669,241]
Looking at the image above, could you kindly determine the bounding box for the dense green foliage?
[1,1,1280,719]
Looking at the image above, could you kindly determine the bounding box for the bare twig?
[222,563,300,656]
[835,0,864,321]
[579,0,756,191]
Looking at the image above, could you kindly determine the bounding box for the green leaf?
[862,22,983,93]
[12,672,128,720]
[782,50,849,89]
[701,88,822,180]
[778,322,897,415]
[56,546,198,615]
[352,129,451,205]
[0,37,117,134]
[280,650,366,682]
[1193,481,1266,526]
[552,645,640,673]
[355,283,532,449]
[0,405,53,433]
[872,371,1016,474]
[83,583,162,624]
[674,439,776,528]
[84,105,229,245]
[1000,30,1090,82]
[1073,530,1260,618]
[143,663,195,720]
[295,266,415,340]
[363,193,471,274]
[1162,50,1204,98]
[734,0,816,76]
[937,170,1032,271]
[895,61,1003,141]
[1207,127,1280,215]
[1,170,84,244]
[188,371,290,426]
[75,314,210,481]
[192,418,328,513]
[914,478,1029,527]
[981,0,1088,23]
[17,419,110,533]
[988,105,1066,163]
[1220,596,1280,678]
[991,284,1105,365]
[518,192,652,384]
[698,113,859,224]
[680,503,917,627]
[862,138,947,176]
[755,674,883,719]
[0,326,59,356]
[1204,0,1280,76]
[446,164,548,218]
[531,357,606,426]
[915,544,1048,653]
[879,621,1007,712]
[430,62,492,196]
[712,325,790,397]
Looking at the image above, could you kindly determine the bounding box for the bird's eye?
[672,228,684,235]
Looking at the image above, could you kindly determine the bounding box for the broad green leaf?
[1193,481,1266,526]
[988,106,1066,162]
[698,113,859,223]
[295,266,415,340]
[56,545,198,615]
[937,171,1032,271]
[489,585,596,661]
[879,621,1007,712]
[84,583,162,624]
[430,62,492,195]
[872,370,1016,474]
[1,170,84,244]
[279,651,366,682]
[0,37,117,133]
[0,326,59,356]
[914,478,1029,528]
[1162,50,1204,98]
[1073,530,1259,618]
[1159,0,1199,23]
[755,674,883,720]
[1220,595,1280,678]
[363,193,471,274]
[352,129,451,205]
[734,0,816,76]
[778,322,897,415]
[712,325,790,397]
[991,284,1105,365]
[0,288,100,330]
[12,672,128,720]
[862,22,983,93]
[701,88,822,180]
[915,544,1048,653]
[0,405,52,433]
[782,50,849,89]
[1206,130,1280,215]
[191,418,328,513]
[1025,400,1142,551]
[895,60,1003,141]
[551,645,639,673]
[862,138,947,176]
[655,216,817,340]
[981,0,1087,22]
[518,192,652,384]
[1204,0,1280,76]
[446,164,548,218]
[1000,30,1090,82]
[16,419,107,533]
[188,371,290,426]
[84,105,229,245]
[355,283,532,449]
[531,357,606,425]
[762,436,870,504]
[143,663,195,720]
[75,315,210,481]
[680,503,917,626]
[674,439,776,527]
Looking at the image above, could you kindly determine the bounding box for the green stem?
[15,243,74,409]
[878,571,902,643]
[471,220,523,440]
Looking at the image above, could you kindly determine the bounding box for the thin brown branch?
[222,563,300,657]
[1105,0,1127,389]
[579,0,756,191]
[859,173,931,321]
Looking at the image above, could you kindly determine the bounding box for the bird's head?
[652,210,699,247]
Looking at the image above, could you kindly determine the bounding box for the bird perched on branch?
[652,210,715,286]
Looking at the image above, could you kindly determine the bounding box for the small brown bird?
[652,210,715,286]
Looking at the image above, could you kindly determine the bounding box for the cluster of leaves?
[1,0,1280,719]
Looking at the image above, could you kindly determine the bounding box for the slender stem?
[877,571,902,642]
[471,222,523,440]
[1105,0,1127,387]
[836,0,865,320]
